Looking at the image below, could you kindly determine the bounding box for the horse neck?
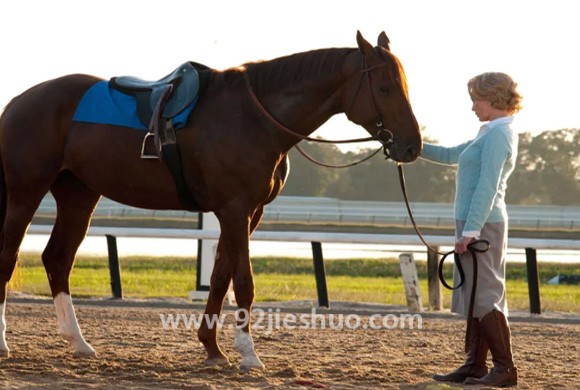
[246,48,361,151]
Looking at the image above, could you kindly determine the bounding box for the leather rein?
[243,60,395,168]
[397,163,490,351]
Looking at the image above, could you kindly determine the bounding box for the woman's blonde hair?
[468,72,523,114]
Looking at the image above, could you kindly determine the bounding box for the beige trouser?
[451,221,509,318]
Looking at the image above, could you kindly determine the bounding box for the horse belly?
[64,123,187,210]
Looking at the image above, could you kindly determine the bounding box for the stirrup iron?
[140,133,158,160]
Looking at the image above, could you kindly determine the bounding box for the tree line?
[280,128,580,206]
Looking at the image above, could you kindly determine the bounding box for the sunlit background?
[1,0,578,150]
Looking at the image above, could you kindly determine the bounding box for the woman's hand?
[455,236,475,254]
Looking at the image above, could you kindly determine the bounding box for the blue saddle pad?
[73,80,197,130]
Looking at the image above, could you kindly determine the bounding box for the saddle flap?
[152,65,200,118]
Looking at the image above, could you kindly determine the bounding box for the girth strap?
[145,84,200,211]
[160,130,200,212]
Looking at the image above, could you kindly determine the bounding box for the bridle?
[292,60,395,168]
[243,57,395,165]
[344,59,396,159]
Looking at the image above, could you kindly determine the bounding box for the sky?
[1,0,578,151]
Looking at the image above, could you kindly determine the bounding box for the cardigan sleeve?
[463,129,513,233]
[420,141,472,165]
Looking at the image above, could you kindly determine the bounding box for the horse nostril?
[406,145,420,161]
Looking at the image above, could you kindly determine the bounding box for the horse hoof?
[205,356,230,367]
[240,356,265,372]
[0,349,9,358]
[73,347,96,358]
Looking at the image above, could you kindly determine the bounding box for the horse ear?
[378,31,390,51]
[356,30,374,58]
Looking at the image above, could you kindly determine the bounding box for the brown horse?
[0,31,421,369]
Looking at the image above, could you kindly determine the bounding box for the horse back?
[0,74,102,186]
[1,74,101,139]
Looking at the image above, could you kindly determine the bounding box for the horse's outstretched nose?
[404,144,422,162]
[392,142,422,163]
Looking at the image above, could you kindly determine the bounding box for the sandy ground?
[0,297,578,389]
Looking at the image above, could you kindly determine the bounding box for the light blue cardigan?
[420,117,518,236]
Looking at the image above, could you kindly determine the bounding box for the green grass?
[9,252,580,312]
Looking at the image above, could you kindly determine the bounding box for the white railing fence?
[34,195,580,232]
[28,195,580,314]
[28,223,580,314]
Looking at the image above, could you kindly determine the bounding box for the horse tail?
[0,111,18,293]
[0,109,7,248]
[0,156,5,247]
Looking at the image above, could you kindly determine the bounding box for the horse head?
[345,31,422,163]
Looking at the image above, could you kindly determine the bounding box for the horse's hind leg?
[197,238,232,366]
[43,171,100,357]
[0,193,48,357]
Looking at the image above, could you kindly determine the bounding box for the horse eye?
[379,86,390,95]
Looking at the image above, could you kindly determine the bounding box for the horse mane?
[232,48,355,95]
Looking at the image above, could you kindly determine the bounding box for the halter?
[243,58,395,157]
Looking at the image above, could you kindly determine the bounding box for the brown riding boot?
[465,309,518,387]
[433,318,488,383]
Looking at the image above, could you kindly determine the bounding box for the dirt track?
[0,298,578,389]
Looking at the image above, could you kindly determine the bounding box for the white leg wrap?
[0,303,9,356]
[54,292,95,357]
[235,329,264,370]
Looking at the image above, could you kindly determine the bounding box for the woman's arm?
[420,141,472,165]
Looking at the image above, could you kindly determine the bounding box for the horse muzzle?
[375,127,422,163]
[386,140,422,163]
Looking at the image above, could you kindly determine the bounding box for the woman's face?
[471,99,493,122]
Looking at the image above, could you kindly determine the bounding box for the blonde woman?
[423,72,522,387]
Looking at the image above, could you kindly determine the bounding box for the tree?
[508,129,580,205]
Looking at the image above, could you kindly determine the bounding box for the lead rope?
[396,163,490,352]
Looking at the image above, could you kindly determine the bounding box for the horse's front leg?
[217,206,264,371]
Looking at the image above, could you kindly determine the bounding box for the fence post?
[311,241,329,308]
[427,247,442,311]
[399,253,423,312]
[525,247,541,314]
[105,234,123,299]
